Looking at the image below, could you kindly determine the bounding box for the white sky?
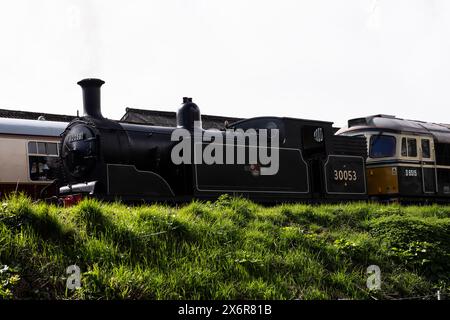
[0,0,449,127]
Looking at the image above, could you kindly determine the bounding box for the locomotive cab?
[224,116,367,201]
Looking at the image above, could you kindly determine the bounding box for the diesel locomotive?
[337,115,450,202]
[58,79,368,203]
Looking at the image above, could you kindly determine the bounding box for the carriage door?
[420,138,436,194]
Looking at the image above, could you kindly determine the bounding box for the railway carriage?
[0,118,67,198]
[336,114,450,202]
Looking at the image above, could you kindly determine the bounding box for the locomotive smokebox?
[77,78,105,119]
[177,97,202,131]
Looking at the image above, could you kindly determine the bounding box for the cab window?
[369,135,396,158]
[407,138,417,157]
[401,137,418,158]
[228,118,285,144]
[401,138,407,156]
[421,139,431,158]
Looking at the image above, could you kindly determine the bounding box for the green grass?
[0,193,449,300]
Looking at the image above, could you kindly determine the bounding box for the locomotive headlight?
[61,124,98,178]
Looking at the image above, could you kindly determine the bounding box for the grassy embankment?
[0,194,449,299]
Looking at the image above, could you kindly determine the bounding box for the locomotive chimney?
[77,78,105,119]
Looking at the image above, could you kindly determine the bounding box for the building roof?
[121,108,242,130]
[0,108,76,122]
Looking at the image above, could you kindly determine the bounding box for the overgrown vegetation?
[0,193,449,299]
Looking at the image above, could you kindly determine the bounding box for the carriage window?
[37,142,46,154]
[28,141,58,156]
[421,139,430,158]
[29,156,59,181]
[28,141,37,154]
[27,141,59,181]
[407,138,417,157]
[401,138,407,156]
[47,143,58,155]
[369,135,396,158]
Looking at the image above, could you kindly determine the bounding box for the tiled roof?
[121,108,242,130]
[0,108,76,122]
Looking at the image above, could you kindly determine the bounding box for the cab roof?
[338,114,450,144]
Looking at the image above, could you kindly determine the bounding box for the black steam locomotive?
[58,79,368,203]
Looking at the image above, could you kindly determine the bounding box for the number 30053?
[334,170,357,181]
